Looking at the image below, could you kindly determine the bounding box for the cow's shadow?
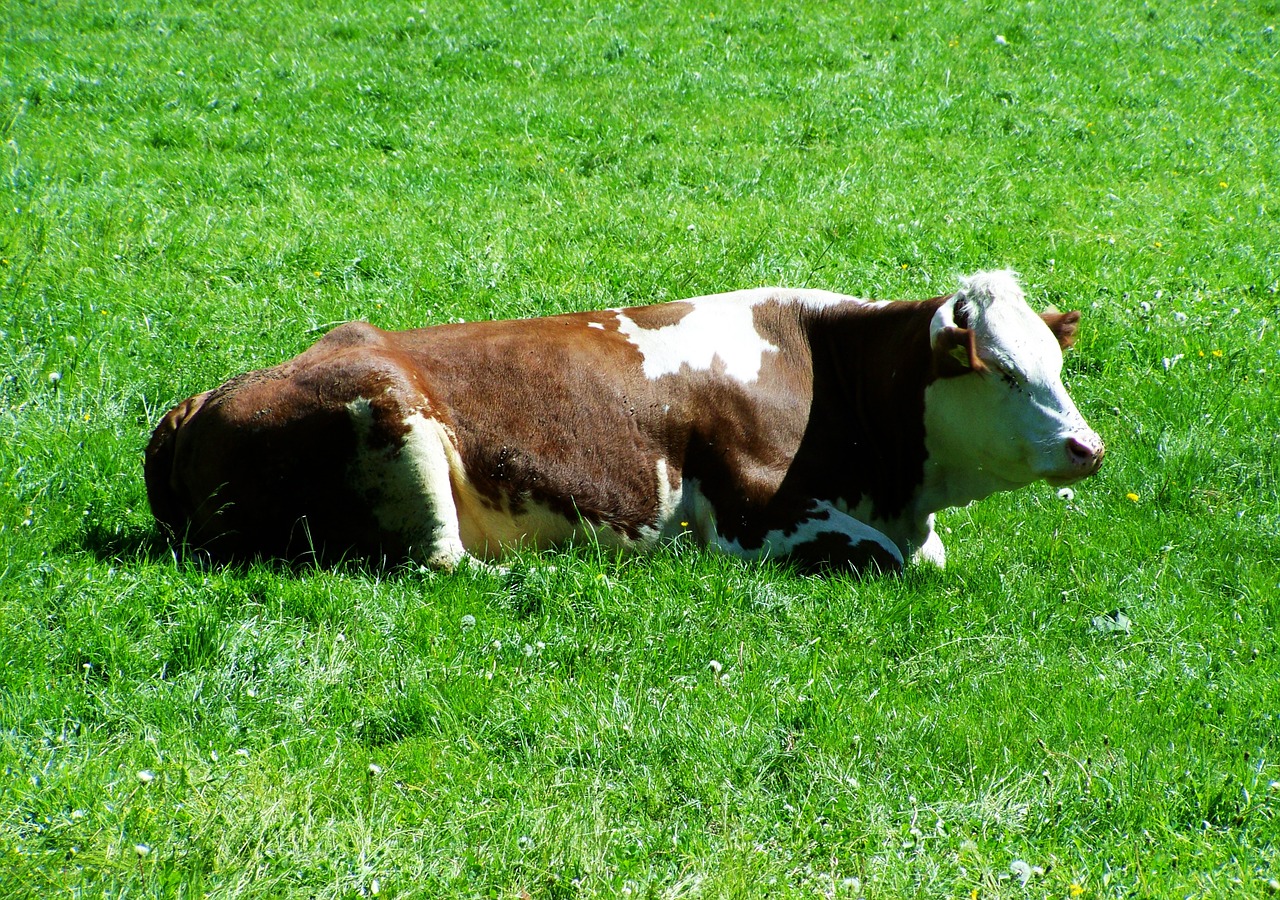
[78,522,177,566]
[75,522,430,579]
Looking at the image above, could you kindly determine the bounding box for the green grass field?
[3,1,1278,896]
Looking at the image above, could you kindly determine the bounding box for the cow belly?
[448,457,681,561]
[452,486,629,558]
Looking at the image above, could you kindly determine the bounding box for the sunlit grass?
[2,0,1278,897]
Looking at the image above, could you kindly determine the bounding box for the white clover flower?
[137,770,155,784]
[367,763,382,776]
[460,614,476,630]
[134,843,151,857]
[708,660,723,676]
[1057,487,1075,502]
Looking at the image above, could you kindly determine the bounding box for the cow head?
[923,271,1105,506]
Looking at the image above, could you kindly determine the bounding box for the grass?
[2,0,1279,896]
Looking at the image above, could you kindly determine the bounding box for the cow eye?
[986,360,1022,389]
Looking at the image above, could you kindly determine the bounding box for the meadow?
[2,0,1278,896]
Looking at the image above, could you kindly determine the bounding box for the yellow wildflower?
[1126,492,1139,503]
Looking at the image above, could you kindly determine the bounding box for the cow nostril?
[1066,436,1101,465]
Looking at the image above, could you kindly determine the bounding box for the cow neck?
[802,296,948,523]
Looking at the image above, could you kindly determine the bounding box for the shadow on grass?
[70,524,517,594]
[76,522,179,566]
[73,521,470,584]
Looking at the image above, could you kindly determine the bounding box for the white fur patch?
[614,287,871,383]
[616,296,777,383]
[346,401,468,569]
[649,458,683,542]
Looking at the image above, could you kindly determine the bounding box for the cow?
[145,270,1104,574]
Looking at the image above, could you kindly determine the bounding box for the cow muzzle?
[1052,432,1105,484]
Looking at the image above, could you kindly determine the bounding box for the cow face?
[923,271,1104,505]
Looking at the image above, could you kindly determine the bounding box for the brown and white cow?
[145,270,1104,573]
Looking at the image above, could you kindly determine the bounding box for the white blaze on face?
[924,271,1103,506]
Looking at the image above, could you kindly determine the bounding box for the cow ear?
[932,326,987,377]
[1042,310,1081,349]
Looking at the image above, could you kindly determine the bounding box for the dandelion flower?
[1125,493,1139,503]
[1069,884,1086,898]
